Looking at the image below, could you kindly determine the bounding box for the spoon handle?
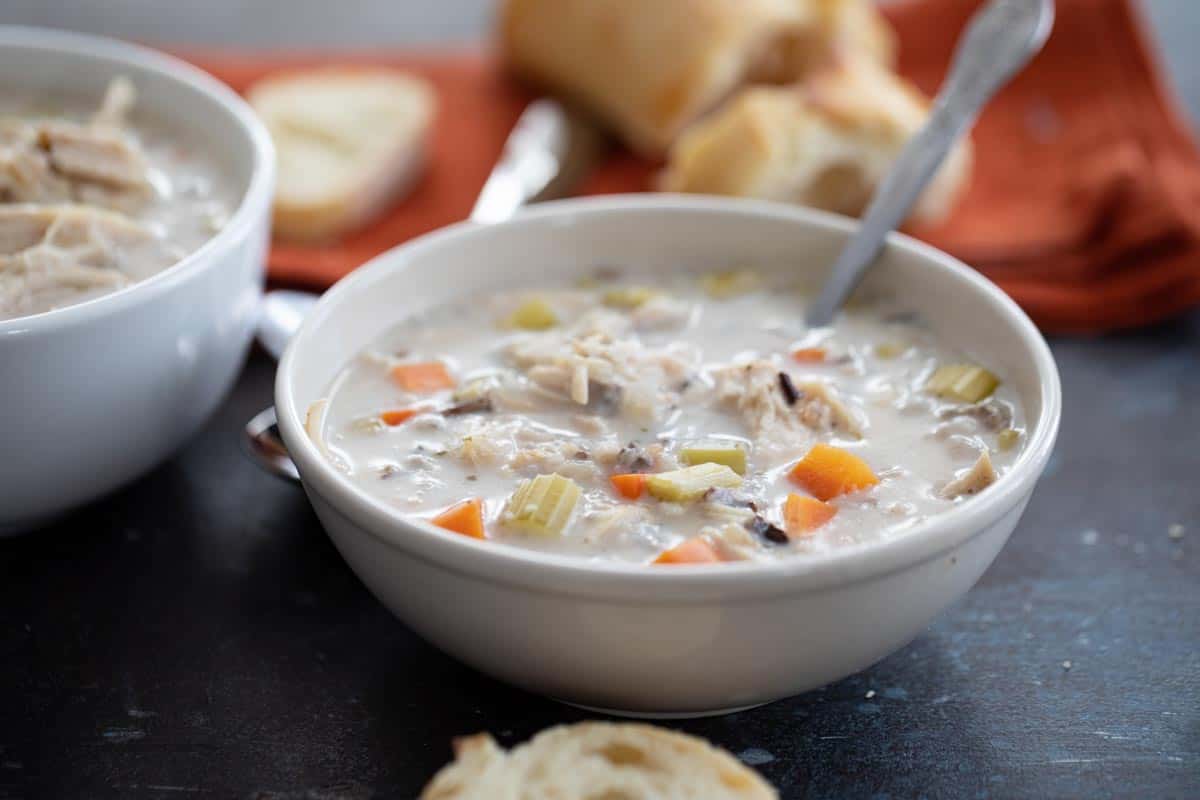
[806,0,1055,327]
[470,99,571,224]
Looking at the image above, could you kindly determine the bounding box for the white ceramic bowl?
[0,28,274,533]
[276,196,1061,716]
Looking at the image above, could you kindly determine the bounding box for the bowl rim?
[0,25,275,335]
[277,195,1062,601]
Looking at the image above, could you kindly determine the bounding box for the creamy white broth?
[0,79,234,320]
[313,270,1026,564]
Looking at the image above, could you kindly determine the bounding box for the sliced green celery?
[680,442,748,475]
[926,363,999,403]
[602,286,659,309]
[646,463,742,502]
[506,298,558,331]
[502,474,581,536]
[700,269,761,299]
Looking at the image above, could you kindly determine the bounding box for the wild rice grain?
[778,371,799,406]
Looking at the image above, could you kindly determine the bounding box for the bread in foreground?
[247,67,435,242]
[500,0,894,156]
[419,722,777,799]
[660,56,972,226]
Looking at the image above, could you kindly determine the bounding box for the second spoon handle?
[806,0,1055,328]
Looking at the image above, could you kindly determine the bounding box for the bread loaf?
[500,0,894,156]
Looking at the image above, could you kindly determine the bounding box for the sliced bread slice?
[248,67,435,241]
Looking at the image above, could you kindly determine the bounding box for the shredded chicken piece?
[714,360,799,439]
[408,413,448,432]
[715,360,867,444]
[793,380,866,438]
[940,433,986,461]
[0,204,179,317]
[590,440,624,470]
[701,523,757,561]
[628,295,692,331]
[0,78,156,202]
[358,348,408,370]
[72,180,156,217]
[0,203,154,253]
[931,417,978,440]
[512,425,562,447]
[584,504,651,543]
[504,309,697,424]
[37,121,152,191]
[570,413,608,436]
[526,364,571,396]
[701,501,756,527]
[937,399,1014,432]
[508,441,601,483]
[349,415,387,434]
[0,79,155,228]
[455,434,508,469]
[613,442,651,473]
[0,122,72,203]
[940,449,998,499]
[492,381,552,413]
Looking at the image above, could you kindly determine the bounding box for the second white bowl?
[0,28,274,534]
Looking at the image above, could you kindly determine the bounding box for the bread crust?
[500,0,894,156]
[661,57,972,225]
[419,722,777,799]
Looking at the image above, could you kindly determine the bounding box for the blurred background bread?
[500,0,893,157]
[501,0,969,225]
[419,722,777,799]
[248,67,435,242]
[660,56,972,225]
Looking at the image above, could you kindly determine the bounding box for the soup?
[309,269,1026,565]
[0,78,234,320]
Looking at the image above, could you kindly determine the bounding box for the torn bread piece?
[661,57,972,226]
[419,723,777,800]
[248,67,435,241]
[500,0,894,156]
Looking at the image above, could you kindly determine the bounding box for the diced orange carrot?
[783,493,837,538]
[791,347,827,363]
[610,473,648,500]
[391,361,456,393]
[380,408,419,426]
[653,538,722,565]
[787,443,879,501]
[431,499,486,539]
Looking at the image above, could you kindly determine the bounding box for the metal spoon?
[806,0,1055,327]
[242,99,586,482]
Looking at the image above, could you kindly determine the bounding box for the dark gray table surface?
[3,2,1200,798]
[7,317,1199,799]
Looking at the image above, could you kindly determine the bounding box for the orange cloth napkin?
[184,0,1200,334]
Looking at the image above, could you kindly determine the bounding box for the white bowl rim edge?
[277,194,1062,601]
[0,25,275,336]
